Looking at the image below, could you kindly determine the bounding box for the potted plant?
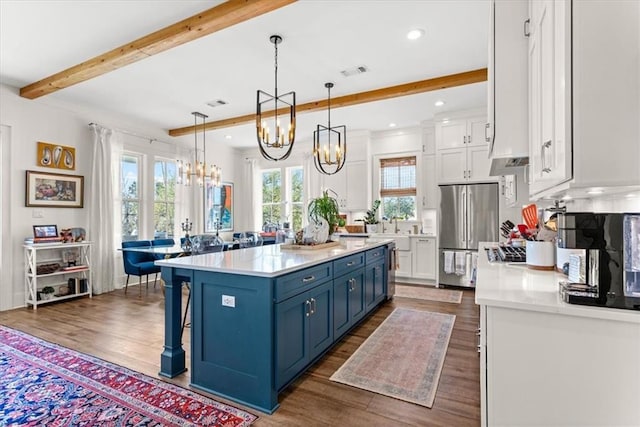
[363,200,381,233]
[307,189,341,239]
[41,286,55,300]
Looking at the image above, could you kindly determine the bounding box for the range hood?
[489,155,529,176]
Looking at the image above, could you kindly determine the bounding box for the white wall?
[0,83,239,310]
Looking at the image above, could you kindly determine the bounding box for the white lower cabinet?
[411,237,436,280]
[480,304,640,427]
[395,249,412,278]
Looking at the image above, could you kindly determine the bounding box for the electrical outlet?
[32,210,43,218]
[221,295,235,308]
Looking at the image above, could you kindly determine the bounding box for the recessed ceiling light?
[434,100,445,107]
[587,188,604,195]
[389,123,397,128]
[407,29,425,40]
[225,135,232,139]
[561,195,573,201]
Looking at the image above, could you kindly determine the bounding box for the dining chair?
[238,231,264,248]
[152,238,175,247]
[181,234,225,340]
[151,238,177,260]
[121,240,161,296]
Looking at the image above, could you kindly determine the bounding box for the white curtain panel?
[88,124,122,294]
[243,158,257,231]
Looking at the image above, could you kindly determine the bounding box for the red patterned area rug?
[0,325,257,426]
[330,308,455,408]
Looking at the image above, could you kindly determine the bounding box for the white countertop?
[155,239,392,278]
[336,233,436,238]
[475,242,640,323]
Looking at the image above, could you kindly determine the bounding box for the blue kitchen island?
[156,239,392,413]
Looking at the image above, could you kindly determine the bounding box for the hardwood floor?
[0,283,480,426]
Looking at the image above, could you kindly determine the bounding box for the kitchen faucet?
[394,217,399,234]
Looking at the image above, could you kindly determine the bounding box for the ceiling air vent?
[340,65,369,77]
[206,99,228,108]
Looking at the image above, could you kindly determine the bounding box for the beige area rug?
[395,284,463,304]
[330,308,455,408]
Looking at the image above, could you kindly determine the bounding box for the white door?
[0,125,12,310]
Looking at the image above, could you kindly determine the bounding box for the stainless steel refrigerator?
[438,183,499,287]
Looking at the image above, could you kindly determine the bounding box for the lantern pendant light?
[176,112,222,187]
[256,34,296,161]
[313,82,346,175]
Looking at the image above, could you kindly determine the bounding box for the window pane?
[121,201,139,240]
[262,170,281,204]
[121,156,138,199]
[382,196,416,220]
[291,203,303,231]
[290,167,304,203]
[154,160,176,238]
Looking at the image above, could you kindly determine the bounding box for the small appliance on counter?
[557,212,640,311]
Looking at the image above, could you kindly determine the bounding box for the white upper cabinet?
[487,0,529,177]
[526,0,640,199]
[322,160,367,211]
[528,0,572,196]
[436,113,495,184]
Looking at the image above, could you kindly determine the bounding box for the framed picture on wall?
[205,181,233,232]
[25,170,84,208]
[37,141,76,170]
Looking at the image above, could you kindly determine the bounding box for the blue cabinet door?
[333,273,351,338]
[334,268,365,338]
[365,260,386,310]
[275,291,309,389]
[349,269,366,324]
[308,281,333,361]
[276,281,333,389]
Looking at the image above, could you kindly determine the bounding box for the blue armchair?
[151,238,176,260]
[121,240,161,296]
[152,238,175,247]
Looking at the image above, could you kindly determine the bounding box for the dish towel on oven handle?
[444,251,455,274]
[455,252,466,276]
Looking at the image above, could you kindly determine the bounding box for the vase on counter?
[365,224,378,233]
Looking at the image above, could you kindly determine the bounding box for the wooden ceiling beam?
[19,0,297,99]
[167,68,488,137]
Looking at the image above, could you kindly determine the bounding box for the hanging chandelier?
[177,112,222,187]
[256,34,296,161]
[313,82,346,175]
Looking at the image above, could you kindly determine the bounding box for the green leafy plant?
[308,189,341,237]
[41,286,55,294]
[363,200,381,224]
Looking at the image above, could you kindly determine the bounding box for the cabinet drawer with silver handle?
[365,247,386,265]
[333,253,365,276]
[275,263,333,302]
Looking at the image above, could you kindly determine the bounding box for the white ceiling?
[0,0,489,148]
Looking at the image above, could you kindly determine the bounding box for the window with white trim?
[261,166,304,231]
[120,154,140,241]
[379,156,417,220]
[153,159,176,238]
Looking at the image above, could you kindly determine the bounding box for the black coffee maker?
[557,212,640,311]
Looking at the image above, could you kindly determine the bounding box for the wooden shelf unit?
[23,241,92,310]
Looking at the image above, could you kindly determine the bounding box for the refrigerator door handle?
[468,189,474,247]
[460,189,467,247]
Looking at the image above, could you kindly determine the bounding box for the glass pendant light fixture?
[313,82,346,175]
[177,112,222,187]
[256,34,296,161]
